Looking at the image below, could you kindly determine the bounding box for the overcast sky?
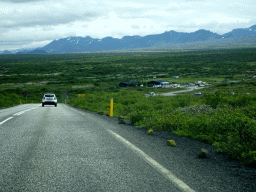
[1,0,256,51]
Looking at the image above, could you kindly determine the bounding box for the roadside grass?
[69,81,256,167]
[0,92,24,108]
[1,48,256,167]
[121,86,186,94]
[1,48,255,88]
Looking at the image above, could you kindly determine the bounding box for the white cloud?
[1,0,46,3]
[0,1,100,30]
[84,11,161,38]
[1,0,256,51]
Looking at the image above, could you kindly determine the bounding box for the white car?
[149,92,156,96]
[194,92,202,95]
[153,85,162,88]
[42,93,57,107]
[171,84,180,88]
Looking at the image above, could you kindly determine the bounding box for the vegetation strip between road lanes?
[107,129,196,192]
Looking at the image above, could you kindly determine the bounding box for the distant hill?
[2,25,256,54]
[224,25,256,37]
[41,30,224,53]
[15,49,47,54]
[28,49,47,54]
[40,25,256,53]
[0,50,13,54]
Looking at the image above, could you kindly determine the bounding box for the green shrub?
[175,104,215,116]
[216,82,228,87]
[167,140,176,147]
[147,129,153,135]
[0,93,23,108]
[197,149,209,158]
[129,110,150,125]
[241,151,256,166]
[68,88,256,166]
[204,90,224,109]
[231,93,253,107]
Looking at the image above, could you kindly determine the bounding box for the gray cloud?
[0,9,100,32]
[0,32,63,51]
[1,0,256,51]
[131,25,140,29]
[1,0,46,3]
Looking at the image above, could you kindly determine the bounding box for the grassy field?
[1,48,255,104]
[153,77,225,84]
[0,48,256,167]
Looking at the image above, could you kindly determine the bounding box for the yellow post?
[110,98,113,117]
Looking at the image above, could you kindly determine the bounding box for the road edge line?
[107,129,196,192]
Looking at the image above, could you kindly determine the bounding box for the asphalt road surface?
[145,86,206,97]
[0,104,255,192]
[161,86,205,96]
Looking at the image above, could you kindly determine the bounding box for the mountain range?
[2,25,256,54]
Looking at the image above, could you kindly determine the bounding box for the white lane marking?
[0,106,39,125]
[107,129,196,192]
[13,106,38,116]
[0,117,13,125]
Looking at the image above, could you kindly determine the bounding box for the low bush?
[175,104,215,116]
[0,93,24,108]
[68,88,256,166]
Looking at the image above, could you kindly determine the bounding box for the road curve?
[0,104,188,192]
[161,86,206,96]
[145,86,206,97]
[0,104,255,192]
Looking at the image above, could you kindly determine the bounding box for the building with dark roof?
[119,80,137,87]
[147,80,170,87]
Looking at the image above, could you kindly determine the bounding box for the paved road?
[154,78,254,97]
[161,86,206,96]
[0,104,189,192]
[0,104,255,191]
[145,86,206,97]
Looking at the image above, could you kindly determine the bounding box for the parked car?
[195,81,202,85]
[42,93,57,107]
[162,85,171,88]
[153,85,162,88]
[149,92,156,96]
[194,92,202,95]
[171,84,180,88]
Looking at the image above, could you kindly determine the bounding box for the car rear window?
[45,95,54,97]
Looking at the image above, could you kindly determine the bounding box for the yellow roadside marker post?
[110,98,113,117]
